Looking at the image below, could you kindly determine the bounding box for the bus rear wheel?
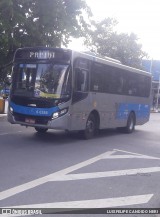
[81,114,96,140]
[35,127,48,133]
[117,112,135,134]
[124,112,135,133]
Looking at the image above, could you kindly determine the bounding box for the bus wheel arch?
[80,110,100,140]
[90,110,100,132]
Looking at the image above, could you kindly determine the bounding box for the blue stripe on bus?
[116,103,150,119]
[10,102,59,117]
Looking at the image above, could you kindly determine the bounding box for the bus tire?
[81,114,96,140]
[35,127,48,133]
[124,112,135,134]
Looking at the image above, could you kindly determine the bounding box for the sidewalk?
[150,109,160,113]
[0,98,8,118]
[0,113,7,118]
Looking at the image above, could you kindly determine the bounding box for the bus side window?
[75,68,88,92]
[127,73,138,96]
[138,75,151,97]
[117,76,124,94]
[91,63,105,92]
[74,58,90,92]
[109,69,118,94]
[144,77,151,97]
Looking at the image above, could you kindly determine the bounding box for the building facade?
[142,60,160,110]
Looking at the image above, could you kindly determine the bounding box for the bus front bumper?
[7,111,70,130]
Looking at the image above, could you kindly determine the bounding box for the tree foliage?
[0,0,91,81]
[0,1,148,81]
[85,18,148,69]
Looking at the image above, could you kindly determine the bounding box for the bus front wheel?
[35,127,48,133]
[81,114,96,140]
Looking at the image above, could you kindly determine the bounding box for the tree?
[0,0,91,81]
[0,0,29,81]
[85,18,148,69]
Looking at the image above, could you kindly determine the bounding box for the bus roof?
[83,51,121,64]
[73,50,151,77]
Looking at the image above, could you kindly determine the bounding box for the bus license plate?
[25,118,35,124]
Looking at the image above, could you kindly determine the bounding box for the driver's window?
[74,58,89,92]
[75,69,88,92]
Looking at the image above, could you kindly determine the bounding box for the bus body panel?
[69,92,150,131]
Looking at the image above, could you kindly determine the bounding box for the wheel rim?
[86,119,95,134]
[129,120,133,130]
[129,116,134,131]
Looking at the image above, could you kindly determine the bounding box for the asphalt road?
[0,113,160,217]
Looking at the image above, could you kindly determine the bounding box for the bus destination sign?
[29,51,55,59]
[14,48,72,63]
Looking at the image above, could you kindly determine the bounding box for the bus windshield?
[13,63,71,99]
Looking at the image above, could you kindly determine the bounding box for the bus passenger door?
[90,62,112,129]
[70,59,90,131]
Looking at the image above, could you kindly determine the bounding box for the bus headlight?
[52,112,59,119]
[10,106,13,114]
[60,108,68,115]
[52,108,68,119]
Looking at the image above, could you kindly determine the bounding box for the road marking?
[49,167,160,181]
[0,148,158,203]
[0,150,116,201]
[103,155,160,160]
[2,194,153,217]
[114,149,160,159]
[0,131,22,136]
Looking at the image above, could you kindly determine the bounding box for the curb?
[0,114,7,119]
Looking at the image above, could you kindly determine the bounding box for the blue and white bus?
[8,47,152,139]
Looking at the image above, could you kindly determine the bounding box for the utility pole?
[156,73,160,112]
[150,59,153,74]
[150,59,154,111]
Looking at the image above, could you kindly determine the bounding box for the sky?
[68,0,160,60]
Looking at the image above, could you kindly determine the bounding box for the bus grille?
[13,112,51,125]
